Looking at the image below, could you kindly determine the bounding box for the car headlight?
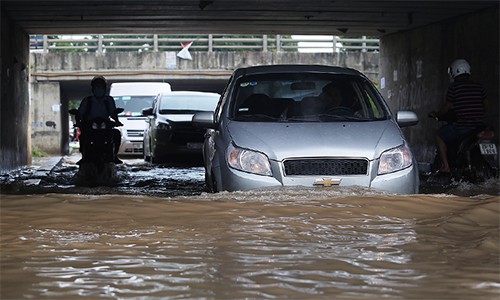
[378,143,413,175]
[157,122,171,131]
[227,143,272,176]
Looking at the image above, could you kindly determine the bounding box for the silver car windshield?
[231,73,388,122]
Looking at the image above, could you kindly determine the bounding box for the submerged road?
[0,154,205,197]
[0,153,499,197]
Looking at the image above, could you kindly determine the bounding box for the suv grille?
[127,130,144,138]
[284,158,368,176]
[171,122,205,145]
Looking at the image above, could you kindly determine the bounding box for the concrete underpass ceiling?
[2,0,498,36]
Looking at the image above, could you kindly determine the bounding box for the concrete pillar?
[379,8,499,164]
[1,11,31,172]
[30,82,62,155]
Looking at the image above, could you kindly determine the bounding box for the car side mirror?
[142,107,154,116]
[192,111,216,129]
[396,111,419,127]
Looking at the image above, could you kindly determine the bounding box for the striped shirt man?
[446,79,486,129]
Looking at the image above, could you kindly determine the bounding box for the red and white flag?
[177,41,193,60]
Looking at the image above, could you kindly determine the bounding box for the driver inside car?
[319,82,343,111]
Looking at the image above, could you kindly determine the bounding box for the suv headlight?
[157,122,171,131]
[378,143,413,175]
[227,143,272,176]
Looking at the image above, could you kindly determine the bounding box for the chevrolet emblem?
[314,178,341,187]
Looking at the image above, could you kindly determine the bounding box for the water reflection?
[1,190,498,299]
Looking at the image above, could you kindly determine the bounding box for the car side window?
[215,75,233,123]
[151,96,160,114]
[361,82,384,118]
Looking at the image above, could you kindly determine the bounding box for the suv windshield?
[231,73,388,122]
[159,94,219,114]
[115,96,155,117]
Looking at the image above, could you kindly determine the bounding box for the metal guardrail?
[30,34,379,53]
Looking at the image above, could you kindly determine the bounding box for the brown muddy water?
[1,188,499,299]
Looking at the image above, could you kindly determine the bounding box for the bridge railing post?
[153,34,159,52]
[276,35,281,52]
[208,34,213,52]
[43,35,48,53]
[97,35,103,54]
[263,35,268,52]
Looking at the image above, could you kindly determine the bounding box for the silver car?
[193,65,419,194]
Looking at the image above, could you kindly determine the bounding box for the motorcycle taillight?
[91,122,107,130]
[478,129,494,141]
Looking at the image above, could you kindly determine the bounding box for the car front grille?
[127,130,144,138]
[124,148,143,153]
[284,158,368,176]
[171,122,205,145]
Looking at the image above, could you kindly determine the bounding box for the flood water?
[1,157,499,299]
[1,190,499,299]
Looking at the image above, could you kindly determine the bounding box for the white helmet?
[448,59,471,79]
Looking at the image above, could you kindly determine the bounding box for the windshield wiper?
[319,114,373,121]
[234,114,281,122]
[159,109,199,114]
[284,114,376,122]
[284,116,321,122]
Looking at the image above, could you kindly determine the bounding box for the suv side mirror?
[396,111,419,127]
[192,111,216,129]
[142,107,154,116]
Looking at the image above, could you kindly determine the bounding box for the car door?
[143,108,152,159]
[149,97,161,157]
[204,77,232,184]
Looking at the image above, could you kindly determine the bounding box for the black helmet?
[91,76,107,88]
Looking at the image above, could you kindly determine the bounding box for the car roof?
[158,91,220,97]
[109,82,171,96]
[233,64,364,77]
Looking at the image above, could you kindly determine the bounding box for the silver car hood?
[227,120,405,161]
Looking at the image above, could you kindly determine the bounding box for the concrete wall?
[1,12,30,172]
[30,82,62,154]
[379,8,499,164]
[31,51,380,81]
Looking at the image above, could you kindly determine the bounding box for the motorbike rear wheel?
[467,149,496,182]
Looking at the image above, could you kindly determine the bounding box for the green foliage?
[48,35,96,53]
[68,100,80,110]
[102,34,154,52]
[31,146,49,157]
[340,36,379,52]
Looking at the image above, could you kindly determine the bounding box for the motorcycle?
[69,108,123,186]
[429,112,498,183]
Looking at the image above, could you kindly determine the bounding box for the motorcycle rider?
[76,76,123,164]
[429,59,487,173]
